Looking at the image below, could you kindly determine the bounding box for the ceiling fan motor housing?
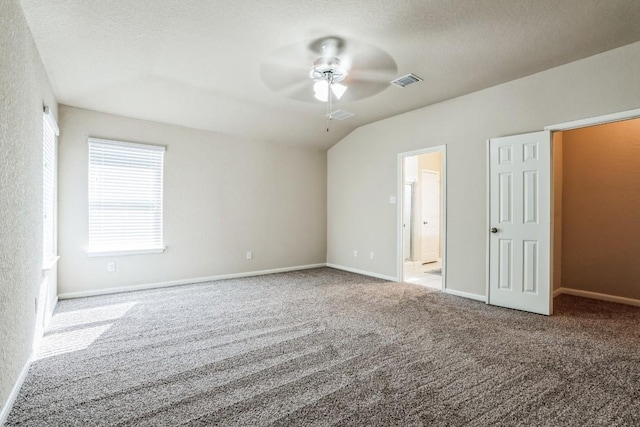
[310,57,348,83]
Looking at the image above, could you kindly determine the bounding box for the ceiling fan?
[261,36,397,130]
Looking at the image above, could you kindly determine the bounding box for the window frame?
[42,107,59,270]
[87,137,166,257]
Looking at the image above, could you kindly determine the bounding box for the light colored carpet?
[6,268,640,426]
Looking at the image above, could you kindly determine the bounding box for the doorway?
[551,117,640,306]
[398,146,446,289]
[487,108,640,315]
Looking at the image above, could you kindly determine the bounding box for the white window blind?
[88,138,165,255]
[43,107,59,265]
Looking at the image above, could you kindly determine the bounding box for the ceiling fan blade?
[336,42,397,101]
[260,61,314,102]
[261,61,307,90]
[344,42,397,78]
[260,39,314,101]
[339,81,393,103]
[347,68,398,84]
[279,79,314,100]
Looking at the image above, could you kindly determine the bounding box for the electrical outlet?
[107,261,116,272]
[369,252,375,260]
[246,251,253,260]
[353,250,358,257]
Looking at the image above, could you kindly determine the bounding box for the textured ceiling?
[18,0,640,149]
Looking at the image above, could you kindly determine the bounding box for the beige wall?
[0,0,58,417]
[58,106,327,294]
[328,40,640,295]
[561,119,640,299]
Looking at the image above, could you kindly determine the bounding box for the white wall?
[0,0,58,419]
[58,106,327,294]
[328,41,640,297]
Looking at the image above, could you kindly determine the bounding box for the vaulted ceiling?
[19,0,640,149]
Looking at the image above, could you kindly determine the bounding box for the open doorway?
[399,147,445,289]
[551,117,640,307]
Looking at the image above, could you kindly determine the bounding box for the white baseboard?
[556,287,640,308]
[0,352,32,426]
[58,264,327,300]
[325,263,397,282]
[443,288,487,303]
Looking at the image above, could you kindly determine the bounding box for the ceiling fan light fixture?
[331,83,347,99]
[313,81,347,102]
[310,56,349,103]
[313,80,329,102]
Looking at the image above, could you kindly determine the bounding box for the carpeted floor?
[7,268,640,426]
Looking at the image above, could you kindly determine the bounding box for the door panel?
[523,240,538,293]
[489,131,551,315]
[499,173,513,223]
[523,171,538,224]
[498,239,513,290]
[421,170,439,263]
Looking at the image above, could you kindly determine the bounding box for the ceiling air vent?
[391,73,422,88]
[328,110,355,120]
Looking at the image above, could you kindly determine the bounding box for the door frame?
[485,107,640,311]
[402,182,414,261]
[397,145,447,289]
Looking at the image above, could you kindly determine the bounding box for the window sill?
[87,247,166,257]
[42,255,60,273]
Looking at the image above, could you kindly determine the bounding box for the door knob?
[423,221,428,225]
[491,227,498,233]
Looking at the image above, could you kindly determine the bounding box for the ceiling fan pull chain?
[326,87,331,132]
[326,72,333,132]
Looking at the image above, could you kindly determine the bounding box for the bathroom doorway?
[399,147,445,289]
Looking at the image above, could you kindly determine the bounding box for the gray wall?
[58,106,327,295]
[328,41,640,297]
[0,0,58,417]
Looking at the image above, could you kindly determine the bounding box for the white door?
[403,183,412,260]
[421,170,439,263]
[489,131,552,315]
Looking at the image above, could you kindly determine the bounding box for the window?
[43,107,59,266]
[88,138,165,255]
